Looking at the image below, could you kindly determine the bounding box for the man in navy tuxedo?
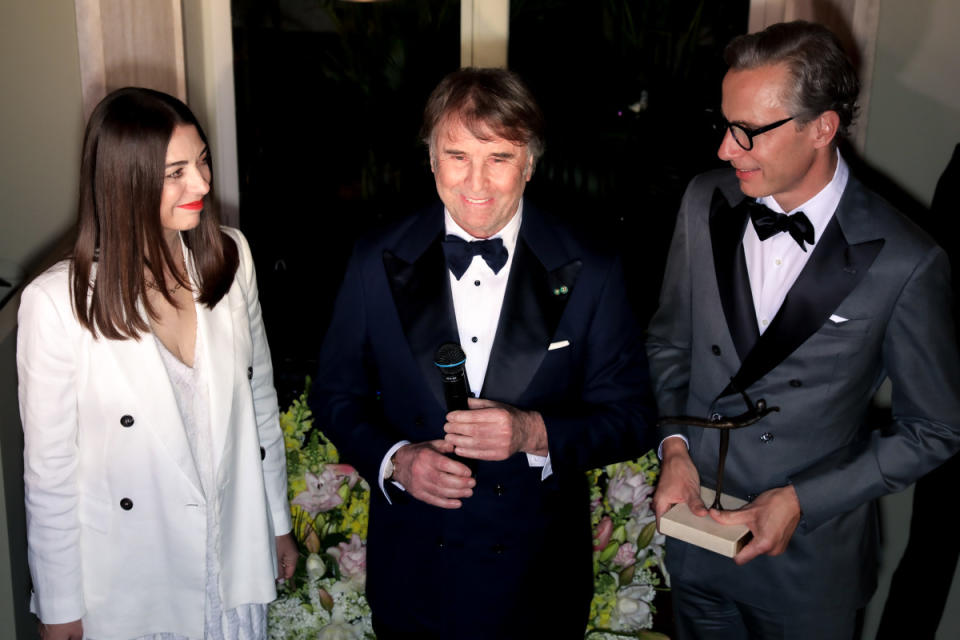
[312,68,654,638]
[647,21,960,639]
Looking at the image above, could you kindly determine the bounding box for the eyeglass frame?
[722,116,795,151]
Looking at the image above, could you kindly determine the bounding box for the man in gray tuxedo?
[647,21,960,639]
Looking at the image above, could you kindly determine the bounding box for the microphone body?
[434,343,477,474]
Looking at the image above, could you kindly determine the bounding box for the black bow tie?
[747,201,815,252]
[441,234,509,279]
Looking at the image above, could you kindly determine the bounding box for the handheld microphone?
[434,342,476,474]
[434,342,470,410]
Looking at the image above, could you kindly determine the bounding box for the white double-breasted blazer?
[17,227,292,639]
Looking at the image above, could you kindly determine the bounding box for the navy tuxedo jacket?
[312,202,654,637]
[647,168,960,611]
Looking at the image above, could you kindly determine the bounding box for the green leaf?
[637,520,657,550]
[612,524,627,544]
[599,541,620,563]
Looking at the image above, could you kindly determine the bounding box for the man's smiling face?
[430,116,533,239]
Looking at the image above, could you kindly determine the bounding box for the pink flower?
[327,464,360,489]
[328,534,366,587]
[594,516,613,551]
[606,466,653,514]
[613,542,637,568]
[292,466,359,516]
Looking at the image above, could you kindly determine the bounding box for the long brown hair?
[71,87,238,339]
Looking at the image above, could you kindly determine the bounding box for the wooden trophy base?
[659,487,752,558]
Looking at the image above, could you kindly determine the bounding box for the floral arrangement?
[269,379,669,639]
[585,451,670,640]
[268,378,374,639]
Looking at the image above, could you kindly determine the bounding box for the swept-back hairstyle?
[421,67,545,167]
[724,21,860,139]
[71,86,238,339]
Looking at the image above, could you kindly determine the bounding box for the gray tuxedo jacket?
[646,168,960,610]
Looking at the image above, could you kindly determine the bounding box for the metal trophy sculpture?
[658,386,779,555]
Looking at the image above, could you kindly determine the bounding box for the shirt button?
[247,366,253,380]
[474,280,481,286]
[260,446,266,460]
[762,319,769,326]
[493,483,505,496]
[491,543,505,555]
[775,258,782,266]
[759,432,774,443]
[120,498,134,510]
[120,415,134,428]
[471,336,478,343]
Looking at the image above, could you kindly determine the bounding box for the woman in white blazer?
[17,88,297,640]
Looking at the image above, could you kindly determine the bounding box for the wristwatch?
[384,452,397,480]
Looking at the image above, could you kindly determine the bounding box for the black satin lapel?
[481,239,582,402]
[710,189,758,360]
[725,217,884,396]
[383,238,459,410]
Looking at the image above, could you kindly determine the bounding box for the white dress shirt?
[745,152,849,332]
[379,201,550,501]
[659,152,849,457]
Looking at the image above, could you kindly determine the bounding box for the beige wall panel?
[748,0,879,151]
[76,0,186,120]
[2,5,85,638]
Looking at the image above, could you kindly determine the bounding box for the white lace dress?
[132,332,267,640]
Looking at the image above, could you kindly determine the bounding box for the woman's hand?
[39,619,83,640]
[276,532,298,581]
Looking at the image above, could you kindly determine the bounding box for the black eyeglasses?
[722,116,794,150]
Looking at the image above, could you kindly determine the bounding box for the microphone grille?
[434,342,466,366]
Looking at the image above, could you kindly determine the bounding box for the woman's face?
[160,125,211,234]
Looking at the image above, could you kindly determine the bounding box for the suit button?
[120,415,134,428]
[759,432,774,443]
[260,446,266,460]
[120,498,133,510]
[491,543,505,555]
[746,493,758,502]
[710,412,723,423]
[711,345,721,356]
[789,379,802,387]
[247,366,253,380]
[493,483,505,496]
[415,416,425,426]
[436,537,445,549]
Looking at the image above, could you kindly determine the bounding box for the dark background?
[230,0,749,407]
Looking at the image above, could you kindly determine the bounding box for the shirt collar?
[443,199,523,258]
[758,150,848,246]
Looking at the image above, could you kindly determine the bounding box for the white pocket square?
[829,314,848,324]
[548,340,570,351]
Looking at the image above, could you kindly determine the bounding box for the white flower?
[327,534,366,589]
[611,584,655,630]
[316,618,363,640]
[306,553,326,579]
[606,466,654,515]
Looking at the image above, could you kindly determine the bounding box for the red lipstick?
[178,200,204,210]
